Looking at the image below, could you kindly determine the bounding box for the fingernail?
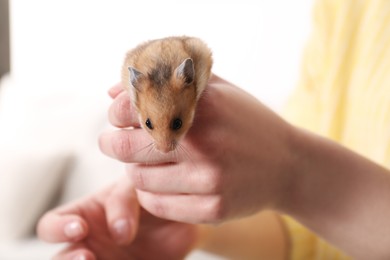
[113,219,130,243]
[73,254,87,260]
[64,221,84,239]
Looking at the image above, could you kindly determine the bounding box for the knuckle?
[109,94,131,127]
[132,170,147,190]
[112,132,133,161]
[116,96,131,122]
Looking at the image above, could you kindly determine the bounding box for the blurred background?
[0,0,313,259]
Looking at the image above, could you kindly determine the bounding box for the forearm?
[196,211,288,260]
[283,127,390,259]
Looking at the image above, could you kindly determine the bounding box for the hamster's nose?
[156,141,176,154]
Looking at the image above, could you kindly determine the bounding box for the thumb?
[37,212,88,243]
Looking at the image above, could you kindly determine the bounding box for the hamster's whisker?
[133,142,154,156]
[177,143,197,171]
[144,143,157,166]
[173,146,179,163]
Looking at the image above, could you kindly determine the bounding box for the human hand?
[37,177,197,260]
[99,75,294,224]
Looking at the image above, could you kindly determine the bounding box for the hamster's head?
[128,58,197,153]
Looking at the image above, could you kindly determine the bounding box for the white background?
[9,0,313,110]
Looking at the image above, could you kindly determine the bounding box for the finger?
[127,163,217,194]
[53,244,96,260]
[105,177,140,246]
[108,83,125,99]
[37,212,88,243]
[136,190,224,224]
[108,91,140,128]
[99,129,177,163]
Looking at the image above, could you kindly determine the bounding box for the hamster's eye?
[145,118,154,130]
[172,118,182,131]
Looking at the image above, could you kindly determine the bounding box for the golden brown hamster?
[121,36,213,153]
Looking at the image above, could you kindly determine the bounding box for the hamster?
[121,36,213,153]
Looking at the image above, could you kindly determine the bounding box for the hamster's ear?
[176,58,194,85]
[128,67,144,91]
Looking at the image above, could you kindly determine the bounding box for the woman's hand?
[37,177,197,260]
[99,75,295,224]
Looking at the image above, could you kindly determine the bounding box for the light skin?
[37,176,286,260]
[38,75,390,259]
[37,178,198,260]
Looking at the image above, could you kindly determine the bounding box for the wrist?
[272,124,306,214]
[276,126,343,216]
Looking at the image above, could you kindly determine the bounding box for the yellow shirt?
[282,0,390,259]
